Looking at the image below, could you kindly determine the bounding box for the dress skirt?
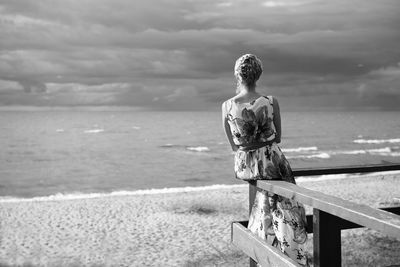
[234,144,309,266]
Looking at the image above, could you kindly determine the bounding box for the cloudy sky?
[0,0,399,110]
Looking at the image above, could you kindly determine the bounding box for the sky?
[0,0,399,110]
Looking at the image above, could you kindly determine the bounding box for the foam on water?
[287,152,331,159]
[332,147,391,155]
[160,143,175,147]
[331,147,400,157]
[186,146,210,152]
[2,170,399,203]
[286,147,400,159]
[159,144,211,152]
[282,146,318,153]
[354,138,400,144]
[0,184,246,203]
[84,129,104,133]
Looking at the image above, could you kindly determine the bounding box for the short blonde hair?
[234,54,263,86]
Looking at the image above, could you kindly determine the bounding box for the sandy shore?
[0,174,399,267]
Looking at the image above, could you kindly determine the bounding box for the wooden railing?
[231,164,400,267]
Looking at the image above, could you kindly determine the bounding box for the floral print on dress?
[222,96,309,266]
[231,106,274,144]
[225,96,276,147]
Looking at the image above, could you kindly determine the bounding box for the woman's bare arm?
[223,118,239,151]
[273,97,281,144]
[222,102,239,151]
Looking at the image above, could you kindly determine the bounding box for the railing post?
[313,209,342,267]
[249,181,258,267]
[249,181,257,214]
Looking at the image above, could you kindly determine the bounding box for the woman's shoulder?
[231,94,265,104]
[221,98,234,116]
[222,95,277,108]
[221,98,233,108]
[222,95,274,108]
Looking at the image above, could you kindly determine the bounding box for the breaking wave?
[287,152,331,159]
[282,146,318,153]
[0,184,245,203]
[83,129,104,134]
[2,169,399,203]
[353,138,400,144]
[160,144,211,152]
[186,146,210,152]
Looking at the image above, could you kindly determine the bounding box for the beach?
[1,173,399,267]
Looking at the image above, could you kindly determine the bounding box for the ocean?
[1,109,400,201]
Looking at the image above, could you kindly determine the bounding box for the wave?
[282,146,318,153]
[353,138,400,144]
[287,152,330,159]
[84,129,104,134]
[160,144,210,152]
[160,143,177,148]
[334,147,391,155]
[333,147,400,157]
[55,128,65,133]
[0,184,246,203]
[288,147,400,159]
[132,126,141,130]
[186,146,210,152]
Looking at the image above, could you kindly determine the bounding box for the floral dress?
[222,96,308,266]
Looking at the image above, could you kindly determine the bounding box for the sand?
[0,174,399,267]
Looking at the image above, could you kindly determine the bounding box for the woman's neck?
[237,84,256,95]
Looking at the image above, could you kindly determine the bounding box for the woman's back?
[223,96,276,146]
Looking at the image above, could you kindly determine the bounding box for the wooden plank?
[248,182,257,267]
[313,209,342,267]
[232,221,302,267]
[293,163,400,176]
[306,206,400,233]
[255,180,400,239]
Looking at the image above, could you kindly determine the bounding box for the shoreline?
[2,170,400,204]
[1,174,399,266]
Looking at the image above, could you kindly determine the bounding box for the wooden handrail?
[232,164,400,267]
[255,180,400,239]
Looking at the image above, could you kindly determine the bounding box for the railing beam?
[232,221,301,267]
[306,206,400,233]
[293,163,400,176]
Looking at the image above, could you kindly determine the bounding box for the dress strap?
[265,95,274,105]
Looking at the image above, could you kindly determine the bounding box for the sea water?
[1,109,400,200]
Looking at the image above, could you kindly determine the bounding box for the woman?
[222,54,308,266]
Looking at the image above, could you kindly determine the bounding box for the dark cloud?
[18,80,47,93]
[0,0,399,109]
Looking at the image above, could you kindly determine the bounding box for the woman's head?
[234,54,263,89]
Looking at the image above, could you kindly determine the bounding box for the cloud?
[262,0,312,8]
[18,79,47,93]
[0,0,399,109]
